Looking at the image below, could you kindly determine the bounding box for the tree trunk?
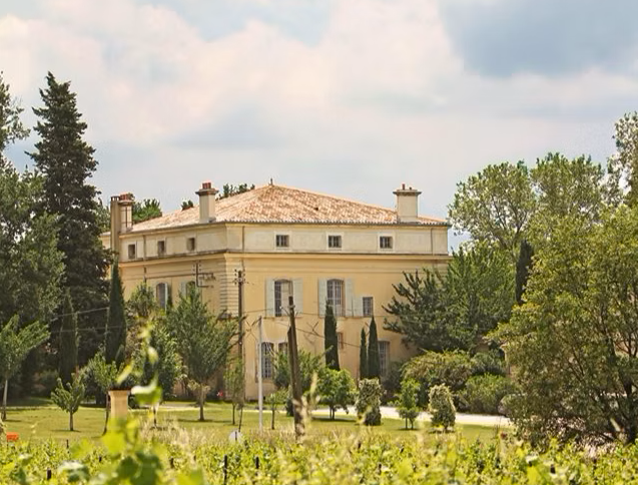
[103,393,110,435]
[232,404,236,425]
[2,379,8,421]
[271,409,275,430]
[199,386,205,422]
[70,412,74,432]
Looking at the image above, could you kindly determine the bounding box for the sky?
[0,0,635,247]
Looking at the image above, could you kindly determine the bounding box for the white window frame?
[261,342,274,379]
[156,282,169,309]
[274,279,293,317]
[327,279,344,317]
[362,296,374,317]
[327,233,343,250]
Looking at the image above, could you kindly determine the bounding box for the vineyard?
[2,419,638,485]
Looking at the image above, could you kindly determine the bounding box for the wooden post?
[257,316,263,431]
[287,296,304,438]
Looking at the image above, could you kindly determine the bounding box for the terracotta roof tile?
[130,184,446,232]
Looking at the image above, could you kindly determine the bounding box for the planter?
[108,389,130,419]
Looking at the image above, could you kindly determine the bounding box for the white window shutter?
[318,279,327,317]
[293,279,303,315]
[265,279,274,317]
[179,281,187,297]
[345,279,355,317]
[354,295,364,317]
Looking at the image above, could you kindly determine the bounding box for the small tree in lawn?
[0,317,49,420]
[267,388,287,430]
[355,378,382,426]
[368,318,380,379]
[359,328,367,380]
[429,384,456,431]
[169,285,236,421]
[396,378,420,430]
[324,304,340,370]
[87,352,118,434]
[51,372,85,431]
[318,368,356,420]
[224,358,244,426]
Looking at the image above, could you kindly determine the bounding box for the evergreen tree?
[105,262,126,368]
[368,318,380,379]
[324,304,340,370]
[29,72,110,364]
[359,328,368,380]
[515,239,534,305]
[58,290,78,384]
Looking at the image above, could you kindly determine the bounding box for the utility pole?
[257,316,263,431]
[287,296,304,439]
[236,269,245,353]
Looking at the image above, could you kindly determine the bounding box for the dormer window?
[276,234,290,248]
[328,235,342,249]
[379,236,393,249]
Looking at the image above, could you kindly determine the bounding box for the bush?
[460,374,515,415]
[317,368,356,420]
[429,384,455,430]
[381,361,404,402]
[32,369,59,397]
[470,350,507,377]
[403,351,472,406]
[395,378,420,429]
[355,378,382,426]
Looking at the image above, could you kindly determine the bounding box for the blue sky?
[0,0,633,248]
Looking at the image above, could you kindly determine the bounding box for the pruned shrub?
[395,378,421,429]
[429,384,455,430]
[355,378,382,426]
[461,374,515,415]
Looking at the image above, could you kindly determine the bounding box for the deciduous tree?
[317,368,355,420]
[396,378,420,429]
[51,372,85,431]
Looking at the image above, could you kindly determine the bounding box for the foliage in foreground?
[6,425,638,484]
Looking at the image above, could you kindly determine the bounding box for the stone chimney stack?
[196,181,218,223]
[394,183,421,223]
[110,193,134,254]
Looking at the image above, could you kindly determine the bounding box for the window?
[157,240,166,256]
[278,342,288,355]
[328,235,342,249]
[327,279,344,316]
[186,237,196,252]
[362,297,374,317]
[155,283,169,309]
[379,341,390,377]
[276,234,290,248]
[261,343,274,379]
[274,280,292,317]
[127,244,136,259]
[337,332,344,350]
[379,236,393,249]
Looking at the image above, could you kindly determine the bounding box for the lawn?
[1,400,505,444]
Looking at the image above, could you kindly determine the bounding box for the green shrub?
[355,378,382,426]
[461,374,516,415]
[395,378,421,429]
[381,360,404,402]
[317,368,356,420]
[470,349,507,377]
[429,384,455,430]
[404,351,472,406]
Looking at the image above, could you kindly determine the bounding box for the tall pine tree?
[324,304,340,370]
[29,72,109,364]
[359,328,368,380]
[105,262,126,368]
[368,317,380,379]
[58,290,78,384]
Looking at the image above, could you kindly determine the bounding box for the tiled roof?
[129,184,446,233]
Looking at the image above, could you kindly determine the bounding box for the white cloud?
[0,0,629,240]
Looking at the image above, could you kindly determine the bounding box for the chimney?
[109,193,134,254]
[196,181,218,223]
[393,183,422,223]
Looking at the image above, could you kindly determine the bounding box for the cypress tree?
[58,290,78,384]
[515,239,534,305]
[29,72,110,364]
[368,317,380,379]
[324,304,340,370]
[105,262,126,368]
[359,328,368,380]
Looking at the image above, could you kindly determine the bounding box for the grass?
[1,400,506,444]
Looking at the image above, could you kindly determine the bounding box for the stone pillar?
[108,390,130,419]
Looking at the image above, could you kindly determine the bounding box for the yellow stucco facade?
[104,183,450,399]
